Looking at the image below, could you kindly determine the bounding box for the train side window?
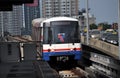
[8,44,12,55]
[48,27,53,44]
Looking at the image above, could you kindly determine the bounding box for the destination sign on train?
[51,21,71,26]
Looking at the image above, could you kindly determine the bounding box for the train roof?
[43,17,78,23]
[32,18,46,27]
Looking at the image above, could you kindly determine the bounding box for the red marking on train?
[43,48,81,52]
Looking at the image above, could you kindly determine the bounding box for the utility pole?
[86,0,89,45]
[118,0,120,60]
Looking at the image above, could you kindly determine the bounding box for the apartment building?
[0,5,23,36]
[40,0,79,18]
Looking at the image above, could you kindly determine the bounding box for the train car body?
[32,17,82,61]
[32,18,46,41]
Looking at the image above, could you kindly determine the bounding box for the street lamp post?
[86,0,89,45]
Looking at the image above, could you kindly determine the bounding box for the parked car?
[105,29,117,34]
[89,29,101,39]
[105,34,118,45]
[100,33,111,41]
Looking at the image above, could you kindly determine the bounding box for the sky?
[79,0,118,24]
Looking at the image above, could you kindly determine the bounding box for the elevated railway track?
[81,36,120,78]
[1,35,120,78]
[6,35,33,42]
[0,36,89,78]
[81,36,119,59]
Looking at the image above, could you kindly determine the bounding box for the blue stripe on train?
[42,51,82,61]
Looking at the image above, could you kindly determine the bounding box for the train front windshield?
[43,21,80,44]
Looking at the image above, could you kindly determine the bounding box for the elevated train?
[32,17,82,61]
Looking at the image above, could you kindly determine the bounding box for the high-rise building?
[40,0,79,18]
[0,5,23,36]
[23,0,40,35]
[0,0,79,36]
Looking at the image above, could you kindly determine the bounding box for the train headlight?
[48,49,55,52]
[73,48,76,51]
[51,49,55,52]
[48,49,51,52]
[70,48,76,51]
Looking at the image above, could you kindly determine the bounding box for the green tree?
[98,23,111,30]
[90,23,97,30]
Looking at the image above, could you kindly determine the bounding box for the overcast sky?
[79,0,118,24]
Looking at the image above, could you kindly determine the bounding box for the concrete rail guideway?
[81,36,119,60]
[81,36,120,78]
